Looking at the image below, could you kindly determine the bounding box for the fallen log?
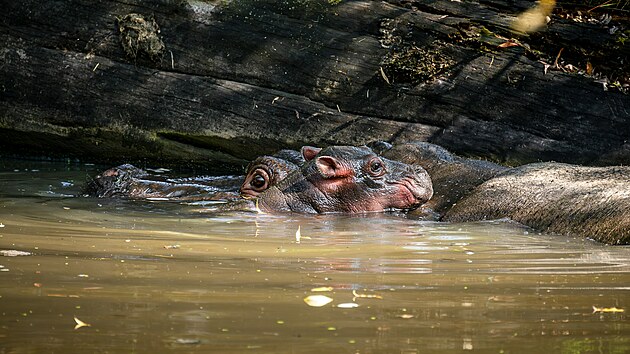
[0,0,628,172]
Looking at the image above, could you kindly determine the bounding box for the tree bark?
[1,0,628,172]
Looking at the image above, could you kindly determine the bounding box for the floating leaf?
[311,286,334,292]
[352,290,383,300]
[0,250,32,257]
[397,314,414,319]
[175,338,201,345]
[73,316,91,330]
[592,306,625,313]
[337,303,359,309]
[304,295,333,307]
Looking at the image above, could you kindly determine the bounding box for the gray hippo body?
[379,142,630,245]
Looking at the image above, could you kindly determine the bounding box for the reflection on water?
[1,160,629,353]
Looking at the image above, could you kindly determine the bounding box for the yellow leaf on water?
[311,286,334,292]
[73,316,91,330]
[592,306,625,313]
[304,295,333,307]
[352,290,383,299]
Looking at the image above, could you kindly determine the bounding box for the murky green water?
[1,160,629,353]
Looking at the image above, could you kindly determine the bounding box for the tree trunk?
[1,0,628,172]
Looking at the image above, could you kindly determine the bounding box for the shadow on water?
[1,160,629,353]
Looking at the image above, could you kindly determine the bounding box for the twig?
[553,47,564,68]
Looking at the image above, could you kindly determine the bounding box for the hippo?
[376,141,630,245]
[85,145,433,214]
[84,164,242,201]
[240,150,303,198]
[255,145,433,213]
[86,142,629,244]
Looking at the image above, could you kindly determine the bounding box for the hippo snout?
[405,167,433,204]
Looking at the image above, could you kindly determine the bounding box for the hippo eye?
[251,173,266,188]
[367,158,386,177]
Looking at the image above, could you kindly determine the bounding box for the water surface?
[1,160,629,353]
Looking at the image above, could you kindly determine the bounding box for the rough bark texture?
[1,0,628,172]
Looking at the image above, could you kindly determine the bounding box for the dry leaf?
[352,290,383,299]
[379,67,391,85]
[512,0,555,33]
[337,303,359,309]
[586,61,593,75]
[304,295,333,307]
[592,306,625,313]
[73,316,91,330]
[311,286,334,292]
[498,41,520,48]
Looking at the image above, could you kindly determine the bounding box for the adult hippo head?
[256,145,433,213]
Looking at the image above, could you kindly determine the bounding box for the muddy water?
[1,160,629,353]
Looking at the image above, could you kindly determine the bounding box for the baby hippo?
[240,150,303,198]
[256,146,433,213]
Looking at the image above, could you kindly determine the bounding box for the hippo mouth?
[394,177,432,209]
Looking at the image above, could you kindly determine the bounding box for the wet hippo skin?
[258,146,433,213]
[240,150,303,198]
[378,141,630,245]
[84,164,241,201]
[256,145,433,213]
[85,145,433,214]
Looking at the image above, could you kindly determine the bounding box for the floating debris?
[337,303,359,309]
[397,314,414,319]
[352,290,383,300]
[311,286,334,292]
[175,338,201,345]
[73,316,91,330]
[304,295,333,307]
[0,223,4,228]
[163,244,180,249]
[592,306,625,313]
[295,225,301,244]
[0,250,32,257]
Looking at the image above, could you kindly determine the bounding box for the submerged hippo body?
[379,141,630,245]
[84,164,242,201]
[256,146,433,213]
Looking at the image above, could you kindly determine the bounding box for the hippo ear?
[301,146,322,161]
[315,156,352,178]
